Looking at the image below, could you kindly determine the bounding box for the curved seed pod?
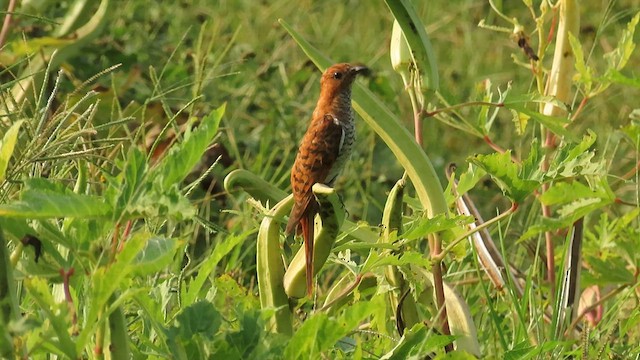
[384,0,439,92]
[413,266,481,357]
[257,195,294,334]
[322,274,377,314]
[390,20,412,89]
[224,169,375,243]
[284,184,345,299]
[381,177,419,334]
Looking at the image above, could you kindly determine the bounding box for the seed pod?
[283,184,345,299]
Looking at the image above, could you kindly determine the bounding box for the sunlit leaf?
[0,120,24,183]
[603,12,639,71]
[402,214,473,241]
[568,32,593,93]
[539,181,612,206]
[470,151,538,202]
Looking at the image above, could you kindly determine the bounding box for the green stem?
[0,228,20,358]
[107,297,130,360]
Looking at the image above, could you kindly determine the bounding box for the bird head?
[319,63,369,96]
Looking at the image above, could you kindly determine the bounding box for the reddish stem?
[570,97,589,122]
[546,9,558,45]
[110,223,120,263]
[59,267,77,329]
[0,0,17,48]
[117,220,133,252]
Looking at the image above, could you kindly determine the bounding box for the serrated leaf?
[621,120,640,149]
[153,105,225,191]
[470,151,539,202]
[132,236,180,275]
[454,164,487,198]
[539,181,611,206]
[132,184,195,220]
[112,147,148,220]
[568,32,593,93]
[547,130,604,179]
[510,109,529,135]
[0,120,24,183]
[603,12,639,71]
[403,214,473,241]
[583,256,635,285]
[363,250,430,272]
[0,179,110,218]
[520,138,544,180]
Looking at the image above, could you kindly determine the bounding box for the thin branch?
[0,0,17,48]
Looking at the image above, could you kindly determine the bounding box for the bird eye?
[332,72,343,80]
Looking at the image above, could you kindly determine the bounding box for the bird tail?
[300,211,314,297]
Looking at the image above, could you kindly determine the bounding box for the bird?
[285,63,369,296]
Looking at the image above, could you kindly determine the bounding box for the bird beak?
[350,64,370,77]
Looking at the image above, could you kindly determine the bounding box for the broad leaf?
[0,179,110,219]
[470,151,538,202]
[132,236,181,275]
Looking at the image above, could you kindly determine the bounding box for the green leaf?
[0,120,24,183]
[470,151,538,202]
[546,130,604,179]
[111,147,148,220]
[284,298,380,359]
[381,323,455,360]
[603,12,639,71]
[606,69,640,89]
[538,181,612,206]
[23,278,77,359]
[0,178,110,218]
[454,164,487,199]
[153,105,225,191]
[403,214,474,241]
[78,231,147,348]
[132,183,195,220]
[174,301,221,340]
[132,236,181,275]
[583,256,635,285]
[182,231,251,307]
[568,32,593,93]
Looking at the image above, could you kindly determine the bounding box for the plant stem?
[423,101,503,117]
[539,0,580,302]
[0,0,17,48]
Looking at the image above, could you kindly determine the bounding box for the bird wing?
[286,114,344,235]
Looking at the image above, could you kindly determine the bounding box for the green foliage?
[1,0,639,359]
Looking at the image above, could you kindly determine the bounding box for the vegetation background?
[1,0,639,358]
